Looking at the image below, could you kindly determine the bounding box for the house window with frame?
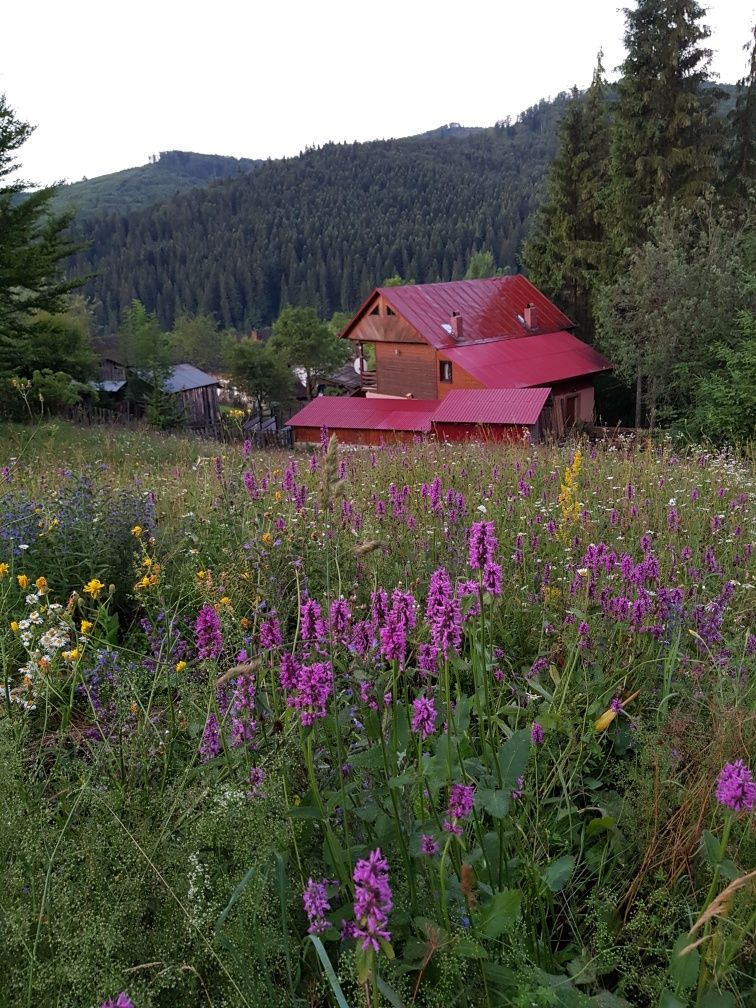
[439,360,453,383]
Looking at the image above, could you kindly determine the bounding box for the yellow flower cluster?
[0,562,9,578]
[83,579,105,599]
[557,448,583,535]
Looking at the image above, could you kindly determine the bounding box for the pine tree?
[723,22,756,206]
[522,57,611,341]
[610,0,723,251]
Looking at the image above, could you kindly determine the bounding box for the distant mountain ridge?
[52,150,262,217]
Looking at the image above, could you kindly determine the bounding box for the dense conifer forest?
[69,98,572,332]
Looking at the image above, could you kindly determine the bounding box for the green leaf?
[214,863,256,933]
[377,975,405,1007]
[497,730,531,791]
[591,992,632,1007]
[287,805,323,819]
[699,992,735,1008]
[479,888,522,938]
[586,816,615,836]
[355,943,374,986]
[543,854,576,893]
[700,829,722,866]
[309,935,350,1008]
[718,858,741,882]
[659,991,686,1008]
[478,787,510,819]
[388,770,416,790]
[456,936,487,959]
[669,932,700,990]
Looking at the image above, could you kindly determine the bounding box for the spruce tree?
[0,94,84,378]
[522,56,611,341]
[724,23,755,206]
[610,0,723,251]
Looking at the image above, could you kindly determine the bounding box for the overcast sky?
[2,0,753,185]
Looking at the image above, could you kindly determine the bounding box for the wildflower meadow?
[1,421,754,1008]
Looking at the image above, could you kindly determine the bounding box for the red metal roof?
[431,388,551,426]
[345,275,575,350]
[440,331,612,387]
[287,396,436,432]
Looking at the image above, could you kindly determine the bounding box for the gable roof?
[341,275,574,350]
[287,396,436,433]
[440,331,612,387]
[164,363,219,392]
[431,388,551,426]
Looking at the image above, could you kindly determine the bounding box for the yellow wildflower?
[197,569,206,580]
[0,562,9,577]
[10,620,19,633]
[17,574,29,590]
[80,619,93,634]
[35,576,48,594]
[142,557,153,568]
[240,617,250,629]
[131,525,143,537]
[135,575,151,589]
[83,578,105,599]
[262,532,272,545]
[274,491,282,503]
[175,660,187,673]
[219,596,232,608]
[63,647,81,662]
[130,700,138,715]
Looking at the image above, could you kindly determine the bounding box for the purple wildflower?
[230,674,257,747]
[418,642,439,675]
[287,661,333,726]
[329,597,351,639]
[420,834,440,856]
[531,722,545,745]
[303,878,331,935]
[511,775,524,801]
[610,697,624,713]
[379,610,407,664]
[468,521,498,570]
[199,712,221,762]
[411,695,437,740]
[247,766,265,799]
[353,849,393,952]
[482,561,502,596]
[715,760,756,812]
[300,599,327,643]
[280,652,300,690]
[259,615,282,650]
[100,996,134,1008]
[443,782,475,835]
[426,568,462,660]
[195,604,223,660]
[528,657,548,679]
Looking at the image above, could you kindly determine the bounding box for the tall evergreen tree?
[522,57,611,340]
[0,94,84,379]
[723,22,756,205]
[610,0,723,251]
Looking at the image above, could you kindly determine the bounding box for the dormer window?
[439,361,453,383]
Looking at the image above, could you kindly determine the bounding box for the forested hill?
[52,150,262,217]
[71,95,572,332]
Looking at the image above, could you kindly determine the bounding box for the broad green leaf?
[355,943,373,986]
[456,936,487,959]
[718,858,741,882]
[587,816,615,836]
[700,829,722,866]
[497,729,531,791]
[377,975,405,1007]
[591,992,632,1007]
[659,991,686,1008]
[479,888,522,938]
[478,787,510,819]
[669,931,700,990]
[287,805,323,819]
[543,854,576,892]
[699,992,735,1007]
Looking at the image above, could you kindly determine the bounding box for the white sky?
[2,0,753,185]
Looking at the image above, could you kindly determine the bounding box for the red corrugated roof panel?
[441,331,612,387]
[431,388,551,426]
[367,275,575,350]
[287,396,436,432]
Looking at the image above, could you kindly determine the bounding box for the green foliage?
[50,149,262,218]
[229,338,293,420]
[270,306,350,399]
[0,94,86,388]
[691,300,756,441]
[171,310,232,372]
[610,0,724,250]
[596,199,747,428]
[464,249,506,279]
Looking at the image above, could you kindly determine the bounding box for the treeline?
[70,97,571,332]
[523,5,755,435]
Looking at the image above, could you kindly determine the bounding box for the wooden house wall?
[177,385,219,427]
[375,342,437,398]
[432,422,531,444]
[348,295,425,345]
[435,355,485,399]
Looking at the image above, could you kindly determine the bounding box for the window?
[439,361,453,383]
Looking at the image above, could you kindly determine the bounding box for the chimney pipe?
[524,303,536,329]
[450,311,463,340]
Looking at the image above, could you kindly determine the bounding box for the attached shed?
[430,388,552,443]
[164,363,220,428]
[288,396,435,446]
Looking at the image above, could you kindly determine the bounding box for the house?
[287,276,612,445]
[93,359,220,428]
